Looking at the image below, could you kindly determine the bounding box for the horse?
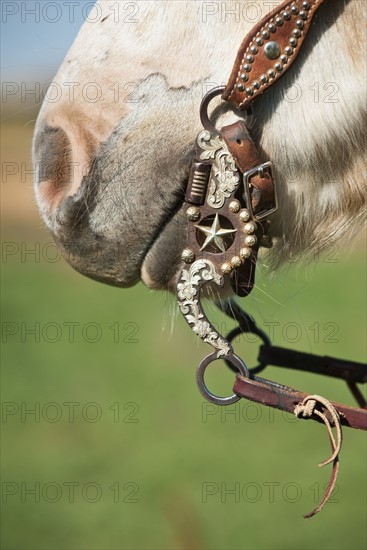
[33,0,366,293]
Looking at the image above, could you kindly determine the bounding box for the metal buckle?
[243,161,277,221]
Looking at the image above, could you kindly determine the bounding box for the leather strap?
[223,0,328,108]
[218,121,277,296]
[233,375,367,431]
[221,121,276,217]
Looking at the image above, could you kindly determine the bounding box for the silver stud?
[186,206,200,222]
[250,45,258,54]
[245,235,257,247]
[302,1,310,9]
[237,83,245,91]
[264,41,281,60]
[221,262,232,275]
[244,222,256,234]
[262,30,270,39]
[246,54,254,63]
[275,63,283,72]
[229,200,241,213]
[296,19,304,28]
[240,247,252,260]
[293,28,301,37]
[280,54,288,64]
[231,256,242,268]
[186,206,200,221]
[283,11,291,20]
[290,37,297,47]
[260,74,268,84]
[268,69,276,78]
[285,46,293,55]
[239,209,251,222]
[246,87,254,96]
[244,63,251,72]
[181,249,195,264]
[256,37,263,46]
[253,81,260,90]
[291,5,299,14]
[275,16,283,26]
[268,23,276,32]
[299,10,307,19]
[241,73,248,82]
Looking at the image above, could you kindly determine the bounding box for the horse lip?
[140,189,186,266]
[140,196,188,290]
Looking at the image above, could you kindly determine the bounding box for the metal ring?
[200,86,253,137]
[199,86,226,136]
[225,326,270,375]
[196,352,249,405]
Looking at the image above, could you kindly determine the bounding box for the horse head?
[33,0,366,293]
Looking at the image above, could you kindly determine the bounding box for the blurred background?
[1,2,366,549]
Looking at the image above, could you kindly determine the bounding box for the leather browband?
[223,0,328,108]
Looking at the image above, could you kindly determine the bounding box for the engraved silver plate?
[197,130,240,209]
[177,259,231,357]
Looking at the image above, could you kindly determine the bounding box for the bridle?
[175,0,367,518]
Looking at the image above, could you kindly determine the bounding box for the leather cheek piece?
[223,0,327,109]
[221,122,276,216]
[221,121,260,171]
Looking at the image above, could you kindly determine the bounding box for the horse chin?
[140,206,187,291]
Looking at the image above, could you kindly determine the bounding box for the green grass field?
[1,225,366,549]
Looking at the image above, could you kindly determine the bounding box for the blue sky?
[1,1,94,83]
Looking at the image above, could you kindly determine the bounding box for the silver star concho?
[195,213,237,252]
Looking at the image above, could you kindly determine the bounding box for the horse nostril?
[33,124,73,211]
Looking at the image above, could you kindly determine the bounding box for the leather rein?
[175,0,367,518]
